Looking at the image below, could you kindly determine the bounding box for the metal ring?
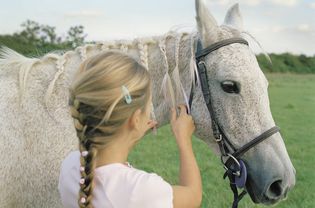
[233,170,241,177]
[222,153,241,176]
[198,61,206,66]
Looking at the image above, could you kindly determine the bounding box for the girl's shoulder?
[61,150,80,165]
[59,150,80,177]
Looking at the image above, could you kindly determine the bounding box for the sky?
[0,0,314,55]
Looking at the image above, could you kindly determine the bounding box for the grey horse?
[0,0,295,207]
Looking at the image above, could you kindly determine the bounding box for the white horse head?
[192,0,296,204]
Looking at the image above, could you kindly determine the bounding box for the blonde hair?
[68,51,151,208]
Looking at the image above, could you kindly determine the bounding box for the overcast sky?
[0,0,314,55]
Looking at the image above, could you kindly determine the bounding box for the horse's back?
[0,47,79,207]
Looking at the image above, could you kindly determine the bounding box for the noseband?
[187,37,280,208]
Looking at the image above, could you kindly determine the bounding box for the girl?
[58,51,202,208]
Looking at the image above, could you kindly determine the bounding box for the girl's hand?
[170,104,195,147]
[145,119,158,133]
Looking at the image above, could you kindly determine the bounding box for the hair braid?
[69,97,98,208]
[137,39,149,70]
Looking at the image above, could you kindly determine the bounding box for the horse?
[0,0,295,207]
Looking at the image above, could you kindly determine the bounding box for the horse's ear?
[223,3,244,31]
[195,0,219,46]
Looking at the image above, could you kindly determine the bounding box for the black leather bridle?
[187,37,280,208]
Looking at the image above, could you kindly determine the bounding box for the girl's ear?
[128,108,142,131]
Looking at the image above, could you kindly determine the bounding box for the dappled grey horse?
[0,0,295,207]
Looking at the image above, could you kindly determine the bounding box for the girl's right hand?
[170,104,196,148]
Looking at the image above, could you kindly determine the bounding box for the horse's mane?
[0,30,201,122]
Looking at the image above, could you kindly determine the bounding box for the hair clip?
[79,178,85,185]
[81,151,88,157]
[121,85,132,104]
[80,197,86,204]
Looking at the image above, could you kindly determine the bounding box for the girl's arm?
[170,105,203,208]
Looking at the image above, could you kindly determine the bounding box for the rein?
[188,37,280,208]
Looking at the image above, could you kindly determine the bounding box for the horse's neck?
[144,31,197,127]
[145,32,216,147]
[64,31,197,127]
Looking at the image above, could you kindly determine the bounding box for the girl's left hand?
[147,120,158,129]
[146,120,158,132]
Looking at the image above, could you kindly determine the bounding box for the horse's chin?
[245,182,260,204]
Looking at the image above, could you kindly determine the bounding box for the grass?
[128,73,315,208]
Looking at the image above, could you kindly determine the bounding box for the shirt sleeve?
[130,172,173,208]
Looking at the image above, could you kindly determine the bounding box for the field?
[128,73,315,208]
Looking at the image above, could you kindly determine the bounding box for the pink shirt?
[58,151,173,208]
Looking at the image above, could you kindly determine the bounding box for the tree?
[40,25,57,44]
[66,25,87,47]
[18,20,41,45]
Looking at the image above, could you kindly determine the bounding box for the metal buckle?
[222,153,241,177]
[215,134,223,142]
[197,61,206,68]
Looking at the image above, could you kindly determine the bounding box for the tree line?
[257,53,315,73]
[0,20,87,56]
[1,20,314,73]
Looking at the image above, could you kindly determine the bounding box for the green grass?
[128,73,315,208]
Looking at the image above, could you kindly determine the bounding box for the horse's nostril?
[266,180,283,199]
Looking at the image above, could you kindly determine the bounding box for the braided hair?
[68,51,151,208]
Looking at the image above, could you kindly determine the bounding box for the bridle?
[187,37,280,208]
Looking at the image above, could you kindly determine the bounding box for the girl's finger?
[170,107,176,122]
[178,104,188,116]
[147,120,158,128]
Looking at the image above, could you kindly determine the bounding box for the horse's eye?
[221,81,240,94]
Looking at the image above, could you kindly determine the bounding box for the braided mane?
[0,30,200,125]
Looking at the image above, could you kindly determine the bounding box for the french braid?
[69,97,98,208]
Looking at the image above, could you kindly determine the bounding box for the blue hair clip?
[121,85,132,104]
